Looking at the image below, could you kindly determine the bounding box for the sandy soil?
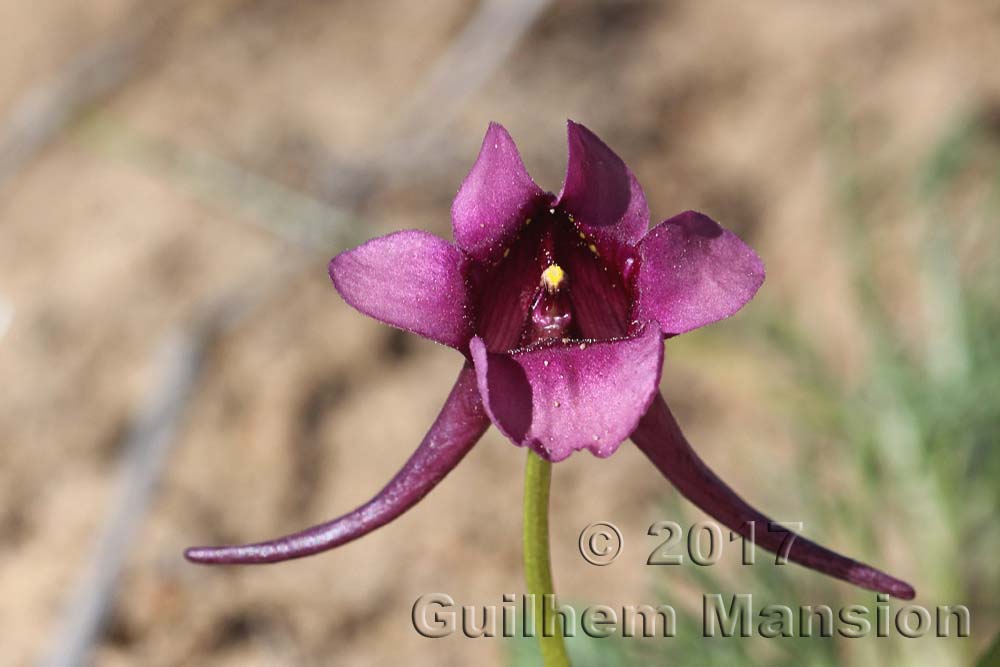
[1,1,997,665]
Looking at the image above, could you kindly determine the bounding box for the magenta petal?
[329,230,472,349]
[451,122,545,261]
[555,223,631,339]
[473,221,547,352]
[185,365,489,564]
[631,395,916,600]
[556,121,650,245]
[635,210,765,335]
[470,324,663,462]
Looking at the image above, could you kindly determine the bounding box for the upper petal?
[469,324,663,462]
[451,122,545,261]
[553,221,631,340]
[555,120,650,246]
[472,219,548,352]
[329,230,472,349]
[635,211,765,335]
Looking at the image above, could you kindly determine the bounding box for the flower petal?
[635,210,765,335]
[556,120,650,246]
[554,222,631,339]
[472,220,547,352]
[329,230,472,349]
[631,394,916,599]
[470,324,663,462]
[451,122,545,261]
[185,365,489,564]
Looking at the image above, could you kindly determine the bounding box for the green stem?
[523,451,571,667]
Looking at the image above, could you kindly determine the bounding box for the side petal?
[631,394,916,599]
[185,365,490,564]
[635,210,765,335]
[451,122,545,261]
[470,324,663,462]
[556,120,650,246]
[329,230,472,349]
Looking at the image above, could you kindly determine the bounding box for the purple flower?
[186,122,915,600]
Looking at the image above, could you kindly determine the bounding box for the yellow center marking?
[541,264,566,292]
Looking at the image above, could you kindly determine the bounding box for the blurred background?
[1,1,998,665]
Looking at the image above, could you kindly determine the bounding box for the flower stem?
[523,451,570,667]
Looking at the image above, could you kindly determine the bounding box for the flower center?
[530,263,573,342]
[473,208,633,352]
[540,263,566,292]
